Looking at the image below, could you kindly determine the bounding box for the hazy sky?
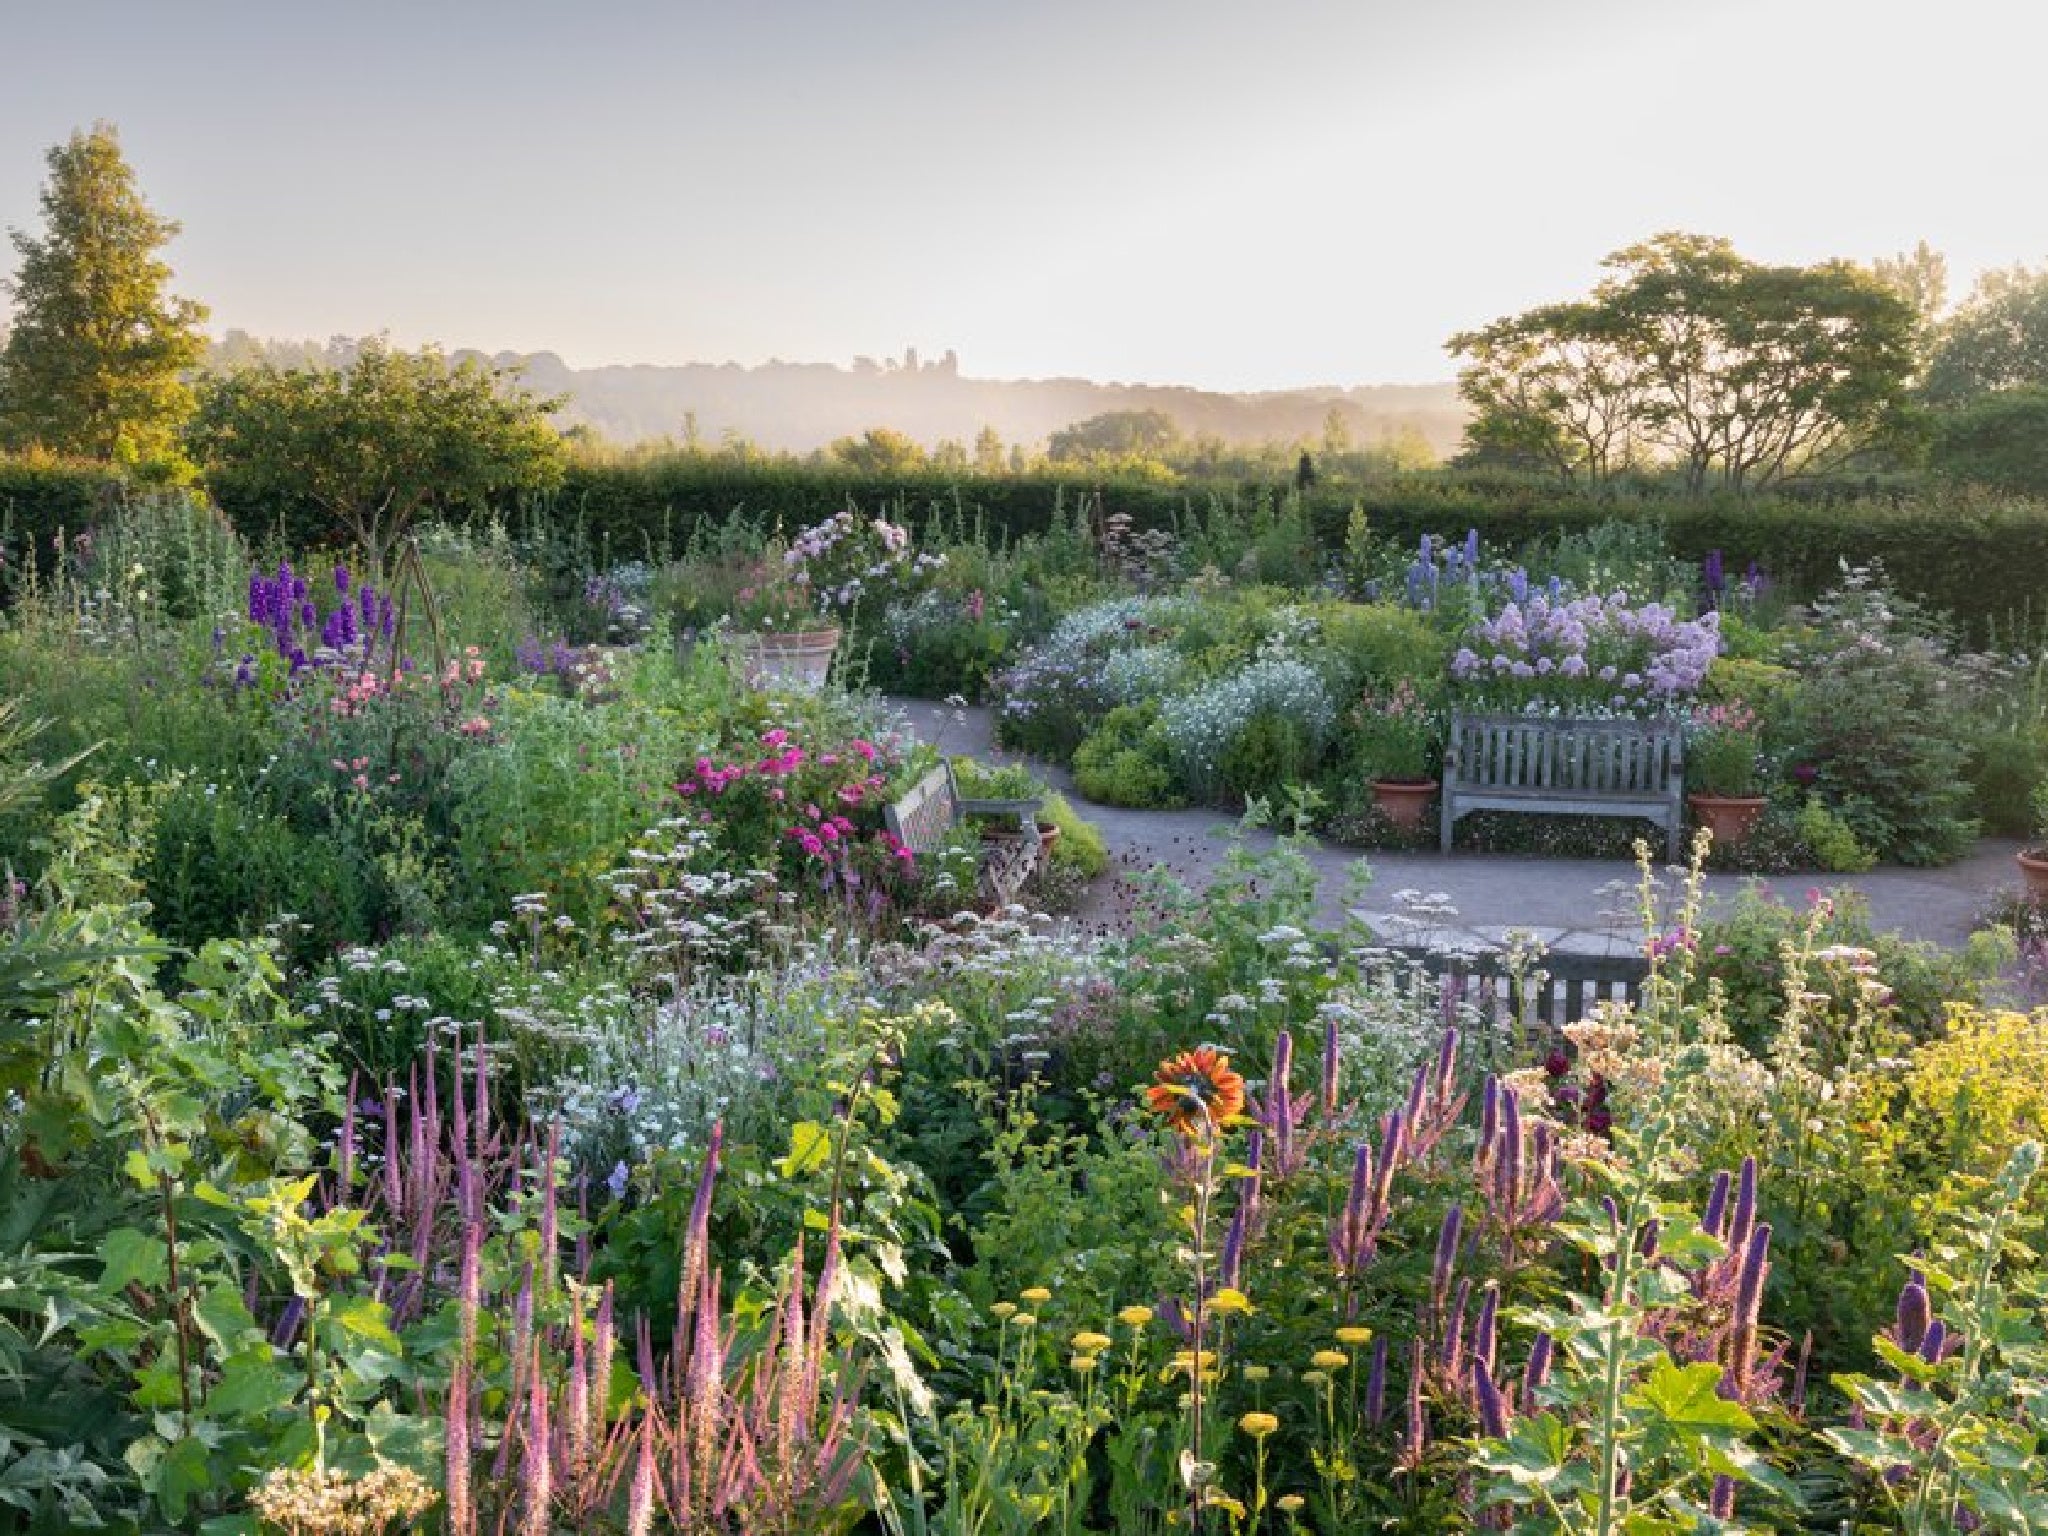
[5,0,2046,391]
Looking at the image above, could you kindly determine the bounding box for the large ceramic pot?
[733,626,840,690]
[2019,846,2048,903]
[1372,778,1439,833]
[1688,792,1767,849]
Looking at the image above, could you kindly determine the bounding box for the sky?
[4,0,2047,392]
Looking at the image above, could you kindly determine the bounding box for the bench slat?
[1441,712,1685,859]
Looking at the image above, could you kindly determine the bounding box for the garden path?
[886,697,2023,955]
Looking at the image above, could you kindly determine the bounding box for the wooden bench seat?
[884,762,1043,908]
[1441,712,1685,860]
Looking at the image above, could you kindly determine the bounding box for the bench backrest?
[1448,714,1682,794]
[885,763,958,855]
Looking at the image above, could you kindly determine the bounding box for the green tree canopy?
[826,426,927,474]
[1925,263,2048,403]
[1451,233,1917,492]
[188,341,564,577]
[1046,409,1182,464]
[1927,385,2048,495]
[0,123,209,471]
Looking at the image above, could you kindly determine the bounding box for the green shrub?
[144,776,373,961]
[1039,792,1108,879]
[1787,569,1979,865]
[1072,704,1184,809]
[1794,794,1878,872]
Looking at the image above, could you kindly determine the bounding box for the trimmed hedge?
[14,451,2048,639]
[490,464,2048,640]
[0,457,127,580]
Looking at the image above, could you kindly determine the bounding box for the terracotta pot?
[2019,846,2048,903]
[1371,778,1438,833]
[1688,792,1767,848]
[1035,821,1062,858]
[733,626,840,689]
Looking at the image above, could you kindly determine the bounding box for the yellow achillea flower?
[1239,1411,1280,1437]
[1117,1305,1155,1328]
[1335,1325,1374,1346]
[1311,1349,1349,1370]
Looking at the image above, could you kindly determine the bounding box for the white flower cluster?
[1157,656,1335,782]
[1100,643,1189,706]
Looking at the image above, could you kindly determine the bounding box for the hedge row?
[499,464,2048,640]
[8,453,2047,639]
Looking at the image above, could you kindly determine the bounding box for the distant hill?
[207,333,1468,458]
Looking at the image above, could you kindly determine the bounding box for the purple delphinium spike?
[1499,1088,1524,1221]
[1479,1076,1500,1161]
[626,1417,655,1536]
[591,1282,615,1446]
[1919,1319,1947,1364]
[1365,1335,1388,1426]
[1268,1031,1295,1177]
[1473,1284,1499,1375]
[1703,549,1725,601]
[566,1307,590,1475]
[1432,1203,1463,1312]
[1702,1169,1732,1241]
[1402,1335,1428,1468]
[1729,1224,1772,1395]
[1331,1142,1376,1273]
[1220,1196,1251,1293]
[1473,1362,1510,1438]
[540,1122,561,1296]
[1521,1331,1553,1414]
[1728,1156,1758,1255]
[1442,1278,1471,1379]
[1894,1275,1931,1356]
[1637,1218,1661,1261]
[521,1348,551,1536]
[1710,1473,1735,1519]
[681,1121,724,1318]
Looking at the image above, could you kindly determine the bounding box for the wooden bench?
[885,762,1044,907]
[1440,712,1685,861]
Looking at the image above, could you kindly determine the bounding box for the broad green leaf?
[328,1296,399,1352]
[781,1121,833,1178]
[192,1285,258,1350]
[1629,1359,1755,1432]
[95,1228,165,1294]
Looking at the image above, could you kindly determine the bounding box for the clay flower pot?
[1371,778,1438,833]
[2019,846,2048,903]
[733,626,840,689]
[1688,792,1767,849]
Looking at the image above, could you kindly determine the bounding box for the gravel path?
[887,696,2025,953]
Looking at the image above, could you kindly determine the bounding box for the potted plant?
[1686,700,1768,848]
[1350,679,1439,831]
[950,757,1047,818]
[719,508,927,689]
[2020,779,2048,902]
[722,559,841,688]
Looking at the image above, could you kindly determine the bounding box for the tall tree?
[1452,233,1916,493]
[0,124,209,468]
[1925,263,2048,403]
[188,341,564,579]
[1451,302,1646,485]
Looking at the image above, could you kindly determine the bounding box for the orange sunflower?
[1146,1047,1247,1136]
